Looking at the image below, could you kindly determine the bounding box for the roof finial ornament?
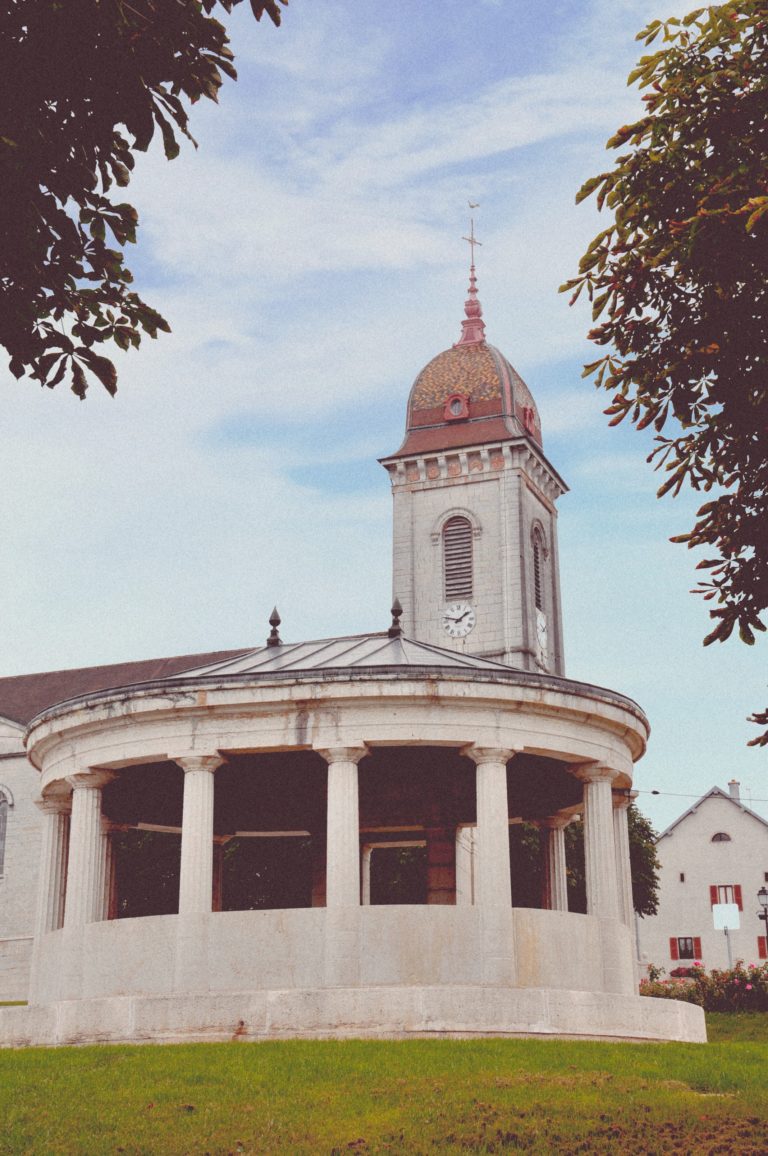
[267,606,282,647]
[388,597,403,638]
[455,202,486,347]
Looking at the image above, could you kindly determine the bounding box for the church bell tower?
[380,230,568,673]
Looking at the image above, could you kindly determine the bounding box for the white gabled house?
[638,781,768,972]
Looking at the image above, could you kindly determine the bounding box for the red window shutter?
[669,937,679,960]
[758,937,767,961]
[693,937,702,959]
[709,885,718,906]
[735,884,743,911]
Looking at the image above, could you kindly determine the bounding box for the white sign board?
[713,903,740,931]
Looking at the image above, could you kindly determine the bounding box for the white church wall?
[0,729,41,1000]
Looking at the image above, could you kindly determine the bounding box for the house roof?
[656,785,768,841]
[0,650,250,727]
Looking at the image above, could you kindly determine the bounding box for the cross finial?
[462,206,482,265]
[455,203,486,347]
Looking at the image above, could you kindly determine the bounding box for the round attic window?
[711,832,731,842]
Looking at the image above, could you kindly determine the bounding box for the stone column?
[319,746,366,907]
[574,765,619,919]
[101,819,117,921]
[465,747,513,908]
[455,825,477,906]
[176,755,223,915]
[613,789,635,927]
[540,816,569,912]
[33,797,71,938]
[64,771,115,928]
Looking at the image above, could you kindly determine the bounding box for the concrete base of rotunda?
[0,906,705,1046]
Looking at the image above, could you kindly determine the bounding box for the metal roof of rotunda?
[178,631,517,679]
[387,221,542,459]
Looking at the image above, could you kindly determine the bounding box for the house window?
[0,798,6,876]
[710,883,743,910]
[679,872,685,883]
[711,832,731,842]
[670,936,702,961]
[443,516,473,600]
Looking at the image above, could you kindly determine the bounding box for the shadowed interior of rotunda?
[103,749,585,919]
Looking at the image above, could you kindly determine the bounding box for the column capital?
[34,794,71,816]
[538,814,573,831]
[173,754,224,775]
[315,745,368,765]
[461,745,517,767]
[66,770,115,792]
[611,787,636,810]
[572,763,618,785]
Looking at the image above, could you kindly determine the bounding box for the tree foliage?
[562,2,768,745]
[511,805,659,917]
[564,804,660,918]
[0,0,287,399]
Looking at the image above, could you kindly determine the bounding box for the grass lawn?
[1,1015,767,1154]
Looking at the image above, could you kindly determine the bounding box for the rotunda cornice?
[24,659,649,793]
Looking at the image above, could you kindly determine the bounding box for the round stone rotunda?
[0,261,705,1046]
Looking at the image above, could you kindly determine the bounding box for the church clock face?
[536,608,548,663]
[441,601,476,638]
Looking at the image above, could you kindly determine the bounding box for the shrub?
[641,960,768,1012]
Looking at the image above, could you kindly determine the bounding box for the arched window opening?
[532,529,545,612]
[443,516,473,600]
[711,832,731,843]
[0,798,7,877]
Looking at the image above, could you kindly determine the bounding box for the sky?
[1,0,765,833]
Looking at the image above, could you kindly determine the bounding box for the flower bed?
[640,960,768,1011]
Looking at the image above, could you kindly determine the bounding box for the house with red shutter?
[638,781,768,972]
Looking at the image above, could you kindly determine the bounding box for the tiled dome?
[407,340,541,445]
[388,261,542,458]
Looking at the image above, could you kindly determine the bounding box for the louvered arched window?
[443,515,473,600]
[532,528,544,612]
[0,798,7,877]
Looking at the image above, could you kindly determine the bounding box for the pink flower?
[746,984,753,991]
[733,979,739,985]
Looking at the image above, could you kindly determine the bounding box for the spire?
[455,209,486,347]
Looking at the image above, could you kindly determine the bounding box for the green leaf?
[71,362,88,400]
[153,107,181,161]
[746,200,768,232]
[79,349,118,396]
[575,175,604,205]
